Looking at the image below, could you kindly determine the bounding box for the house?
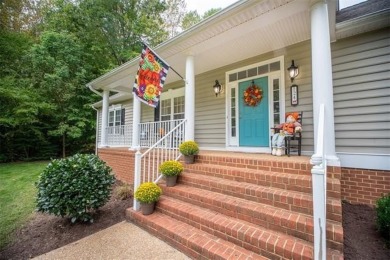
[88,0,389,258]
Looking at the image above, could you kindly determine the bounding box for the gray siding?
[191,40,315,151]
[332,28,390,154]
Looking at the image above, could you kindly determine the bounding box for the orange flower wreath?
[243,82,262,107]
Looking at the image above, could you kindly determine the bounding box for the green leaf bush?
[376,193,390,241]
[159,160,184,176]
[134,182,162,204]
[179,141,199,156]
[36,154,115,223]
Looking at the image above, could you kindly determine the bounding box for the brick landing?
[126,152,343,259]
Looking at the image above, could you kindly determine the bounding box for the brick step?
[156,196,343,260]
[126,209,268,260]
[194,152,341,179]
[183,163,341,199]
[161,184,343,251]
[178,172,342,222]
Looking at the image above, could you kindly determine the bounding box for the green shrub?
[376,193,390,240]
[159,160,184,176]
[179,141,199,156]
[134,182,162,204]
[36,154,115,223]
[115,183,133,200]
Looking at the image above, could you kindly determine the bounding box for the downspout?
[87,84,103,155]
[91,105,99,155]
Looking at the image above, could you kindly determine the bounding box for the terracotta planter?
[140,202,156,215]
[165,175,178,187]
[184,155,195,164]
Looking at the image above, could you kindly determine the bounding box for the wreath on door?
[243,81,262,107]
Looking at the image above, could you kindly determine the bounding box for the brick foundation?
[98,148,390,206]
[340,167,390,206]
[98,148,135,185]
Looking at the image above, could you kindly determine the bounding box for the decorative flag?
[133,44,169,108]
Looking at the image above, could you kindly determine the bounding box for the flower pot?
[165,175,178,187]
[184,155,195,164]
[140,202,155,215]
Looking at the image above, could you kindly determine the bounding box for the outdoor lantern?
[213,80,222,97]
[287,60,299,82]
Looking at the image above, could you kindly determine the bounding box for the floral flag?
[133,44,169,108]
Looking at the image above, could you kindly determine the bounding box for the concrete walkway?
[33,221,189,260]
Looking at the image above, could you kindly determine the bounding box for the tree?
[181,7,222,31]
[43,0,168,67]
[162,0,186,38]
[181,10,201,30]
[26,31,96,158]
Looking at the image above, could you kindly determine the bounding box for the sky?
[185,0,238,15]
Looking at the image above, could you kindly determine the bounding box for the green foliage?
[134,182,162,204]
[159,160,184,176]
[376,193,390,241]
[179,141,199,156]
[115,183,133,200]
[0,161,48,249]
[36,154,115,223]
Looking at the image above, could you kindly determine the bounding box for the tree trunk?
[62,134,66,158]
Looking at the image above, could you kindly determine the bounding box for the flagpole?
[142,41,186,82]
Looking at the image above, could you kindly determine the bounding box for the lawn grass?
[0,161,48,249]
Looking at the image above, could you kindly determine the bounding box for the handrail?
[133,119,186,210]
[310,103,327,260]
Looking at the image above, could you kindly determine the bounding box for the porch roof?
[88,0,318,96]
[87,0,388,100]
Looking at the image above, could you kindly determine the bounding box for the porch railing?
[310,103,327,260]
[105,125,132,147]
[139,120,185,148]
[133,119,186,211]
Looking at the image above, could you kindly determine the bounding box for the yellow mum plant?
[134,182,162,204]
[159,160,184,176]
[179,141,199,156]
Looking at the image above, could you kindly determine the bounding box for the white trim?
[160,87,185,100]
[337,152,390,171]
[225,56,285,151]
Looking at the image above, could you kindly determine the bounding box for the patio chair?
[271,111,303,156]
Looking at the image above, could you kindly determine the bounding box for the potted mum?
[159,160,184,187]
[134,182,162,215]
[179,140,199,164]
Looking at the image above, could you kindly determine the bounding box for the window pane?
[237,70,246,80]
[247,67,257,77]
[258,65,269,75]
[229,73,237,82]
[270,61,280,71]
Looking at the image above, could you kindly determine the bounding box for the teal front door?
[239,77,269,147]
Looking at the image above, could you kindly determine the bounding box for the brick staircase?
[126,152,344,259]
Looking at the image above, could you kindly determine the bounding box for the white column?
[185,55,195,141]
[131,95,141,149]
[100,90,109,147]
[311,0,340,166]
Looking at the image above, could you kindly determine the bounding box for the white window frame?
[108,104,123,135]
[160,88,185,121]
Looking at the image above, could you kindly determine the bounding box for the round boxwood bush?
[36,154,115,223]
[376,193,390,241]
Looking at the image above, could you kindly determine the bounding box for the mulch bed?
[1,188,389,259]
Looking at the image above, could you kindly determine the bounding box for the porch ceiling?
[88,0,312,94]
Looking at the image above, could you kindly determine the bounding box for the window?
[159,88,185,121]
[108,105,125,134]
[173,96,185,120]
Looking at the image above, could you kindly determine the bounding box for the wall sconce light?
[287,60,299,82]
[213,80,222,97]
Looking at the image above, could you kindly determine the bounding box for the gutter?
[87,84,103,97]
